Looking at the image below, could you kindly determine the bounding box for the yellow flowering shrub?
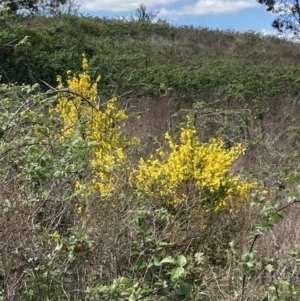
[53,55,255,219]
[54,54,129,197]
[134,122,255,213]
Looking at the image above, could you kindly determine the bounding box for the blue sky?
[76,0,277,34]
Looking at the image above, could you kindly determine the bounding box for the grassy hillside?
[2,12,300,300]
[3,14,300,100]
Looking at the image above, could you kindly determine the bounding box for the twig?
[240,199,300,300]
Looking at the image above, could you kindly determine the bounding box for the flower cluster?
[54,55,129,196]
[134,125,255,213]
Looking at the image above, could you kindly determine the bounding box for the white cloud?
[260,28,277,36]
[260,28,300,43]
[78,0,178,12]
[159,0,259,18]
[77,0,259,15]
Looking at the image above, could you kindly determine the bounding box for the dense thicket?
[2,13,300,103]
[0,0,67,14]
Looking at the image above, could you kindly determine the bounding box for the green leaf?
[40,159,46,168]
[194,252,209,266]
[177,255,187,267]
[246,262,255,268]
[15,36,31,48]
[179,281,191,295]
[87,141,98,147]
[265,264,275,273]
[154,258,161,266]
[154,279,168,288]
[147,262,154,269]
[53,170,63,178]
[160,256,176,265]
[157,288,169,296]
[171,266,185,281]
[269,212,283,224]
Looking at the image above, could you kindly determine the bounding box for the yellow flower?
[52,231,61,242]
[53,55,136,199]
[134,125,255,213]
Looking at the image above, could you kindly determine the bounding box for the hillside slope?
[2,13,300,300]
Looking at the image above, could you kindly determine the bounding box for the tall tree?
[135,3,159,22]
[258,0,300,36]
[0,0,67,14]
